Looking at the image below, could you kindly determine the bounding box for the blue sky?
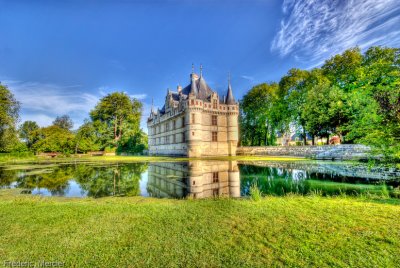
[1,0,399,131]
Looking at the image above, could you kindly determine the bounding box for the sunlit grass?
[0,190,399,267]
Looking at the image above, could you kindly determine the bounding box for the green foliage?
[240,45,400,160]
[90,92,146,153]
[19,121,39,149]
[31,125,75,154]
[116,130,148,155]
[249,181,261,201]
[74,120,101,153]
[240,83,280,146]
[0,84,20,152]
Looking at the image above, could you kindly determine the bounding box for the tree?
[278,68,311,144]
[0,83,20,152]
[117,130,148,154]
[240,83,279,146]
[74,120,101,153]
[90,92,143,150]
[19,121,39,149]
[31,125,75,154]
[322,47,363,90]
[53,115,73,130]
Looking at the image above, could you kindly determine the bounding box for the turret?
[225,74,236,105]
[226,75,239,156]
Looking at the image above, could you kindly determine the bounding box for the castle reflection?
[146,161,240,199]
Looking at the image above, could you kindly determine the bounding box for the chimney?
[177,84,182,93]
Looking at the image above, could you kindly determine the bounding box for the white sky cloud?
[3,80,149,130]
[271,0,400,66]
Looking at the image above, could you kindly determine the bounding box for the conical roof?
[225,81,236,104]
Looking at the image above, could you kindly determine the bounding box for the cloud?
[3,80,149,130]
[271,0,400,66]
[130,94,147,100]
[2,80,99,128]
[240,75,255,82]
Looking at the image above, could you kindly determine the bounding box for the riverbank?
[0,190,399,267]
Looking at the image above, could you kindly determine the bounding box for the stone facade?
[147,67,239,157]
[146,161,240,199]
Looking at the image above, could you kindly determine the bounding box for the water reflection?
[0,160,399,198]
[0,163,147,198]
[147,161,240,198]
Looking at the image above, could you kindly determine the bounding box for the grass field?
[0,190,399,267]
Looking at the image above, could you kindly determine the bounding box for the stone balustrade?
[236,144,372,160]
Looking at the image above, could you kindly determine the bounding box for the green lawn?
[0,190,399,267]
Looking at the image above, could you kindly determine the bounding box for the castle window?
[213,172,219,183]
[192,131,194,136]
[166,135,170,144]
[158,137,161,144]
[173,120,176,129]
[166,122,169,131]
[191,99,194,105]
[212,115,217,126]
[173,134,176,143]
[191,114,195,124]
[213,100,217,109]
[212,132,218,142]
[182,132,186,143]
[182,117,185,127]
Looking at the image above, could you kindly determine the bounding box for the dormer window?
[213,99,218,109]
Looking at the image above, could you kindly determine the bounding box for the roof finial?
[151,98,154,114]
[191,63,194,74]
[228,71,231,84]
[200,64,203,77]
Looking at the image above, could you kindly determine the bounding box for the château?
[147,66,239,157]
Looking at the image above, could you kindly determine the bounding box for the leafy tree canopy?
[0,83,20,152]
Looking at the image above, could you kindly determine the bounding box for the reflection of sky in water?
[139,171,149,197]
[32,180,88,197]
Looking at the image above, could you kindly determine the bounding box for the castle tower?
[186,72,203,157]
[225,77,239,156]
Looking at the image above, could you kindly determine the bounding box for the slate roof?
[155,72,235,116]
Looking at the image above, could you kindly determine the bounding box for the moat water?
[0,160,399,198]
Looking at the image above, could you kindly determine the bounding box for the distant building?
[147,66,239,157]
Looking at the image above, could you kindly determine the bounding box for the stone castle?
[147,66,239,157]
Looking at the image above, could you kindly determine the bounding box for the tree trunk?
[302,127,307,146]
[326,134,330,145]
[311,134,315,145]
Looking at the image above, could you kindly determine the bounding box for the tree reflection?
[0,162,147,198]
[73,163,147,198]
